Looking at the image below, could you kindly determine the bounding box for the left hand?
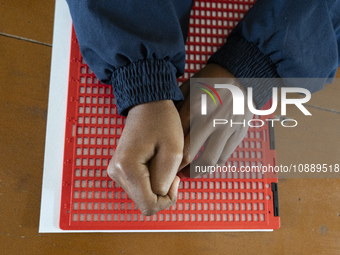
[107,100,183,215]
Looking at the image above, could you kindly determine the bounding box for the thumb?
[155,176,181,212]
[149,146,182,196]
[167,175,180,200]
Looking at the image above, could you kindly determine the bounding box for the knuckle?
[152,185,168,197]
[107,161,118,180]
[107,155,131,180]
[169,150,184,164]
[114,157,131,172]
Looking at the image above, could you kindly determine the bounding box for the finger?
[109,157,180,216]
[149,147,182,196]
[120,164,161,216]
[188,129,233,178]
[107,157,125,188]
[107,155,157,214]
[154,176,180,211]
[129,169,180,216]
[168,176,180,199]
[218,129,248,165]
[185,119,213,169]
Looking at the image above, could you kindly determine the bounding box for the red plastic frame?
[60,0,280,231]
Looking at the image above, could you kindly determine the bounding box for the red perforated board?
[60,0,280,231]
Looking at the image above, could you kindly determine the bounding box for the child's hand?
[108,100,183,216]
[177,63,253,177]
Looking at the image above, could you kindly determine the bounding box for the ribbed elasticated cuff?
[111,59,184,116]
[208,34,282,109]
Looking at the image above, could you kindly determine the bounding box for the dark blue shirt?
[67,0,340,115]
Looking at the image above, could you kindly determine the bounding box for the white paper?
[39,0,273,233]
[39,0,72,233]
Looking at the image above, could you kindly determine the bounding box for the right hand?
[107,100,183,216]
[177,63,253,177]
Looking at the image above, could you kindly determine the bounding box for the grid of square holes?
[178,0,254,84]
[60,0,279,230]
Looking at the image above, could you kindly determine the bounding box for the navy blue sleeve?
[66,0,193,116]
[208,0,340,108]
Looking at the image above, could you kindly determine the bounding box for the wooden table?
[1,1,339,254]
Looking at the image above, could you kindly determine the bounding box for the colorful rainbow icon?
[196,82,223,106]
